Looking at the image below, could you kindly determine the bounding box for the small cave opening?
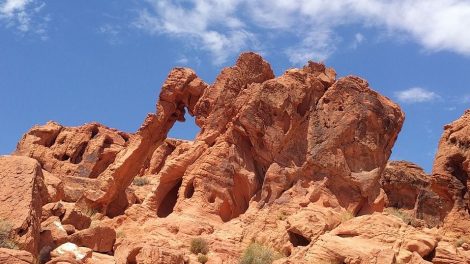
[184,179,195,199]
[446,154,468,185]
[208,194,216,203]
[423,247,436,261]
[103,136,114,148]
[157,179,182,218]
[90,126,99,139]
[446,154,469,203]
[56,153,70,161]
[70,141,88,164]
[288,230,311,247]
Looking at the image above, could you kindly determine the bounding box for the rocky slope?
[1,52,469,263]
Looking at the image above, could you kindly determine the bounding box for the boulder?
[39,216,68,251]
[0,248,34,264]
[42,170,65,203]
[0,155,45,254]
[67,225,116,253]
[48,242,92,264]
[61,203,92,231]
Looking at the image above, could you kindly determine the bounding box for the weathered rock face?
[16,122,130,179]
[381,161,448,226]
[301,213,439,263]
[139,54,404,224]
[0,156,45,255]
[432,110,470,215]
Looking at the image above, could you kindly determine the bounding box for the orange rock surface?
[1,52,469,263]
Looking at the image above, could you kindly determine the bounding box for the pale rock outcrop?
[67,225,116,253]
[48,242,92,264]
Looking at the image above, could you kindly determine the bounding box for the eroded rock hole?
[184,179,195,199]
[157,179,182,218]
[119,132,130,143]
[70,141,88,164]
[423,247,436,261]
[288,230,311,247]
[446,154,468,185]
[90,126,99,139]
[208,195,215,203]
[103,136,114,148]
[168,111,199,140]
[446,154,469,204]
[56,153,70,161]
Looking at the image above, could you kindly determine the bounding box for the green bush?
[197,253,209,263]
[0,220,17,249]
[133,177,150,186]
[190,238,209,255]
[455,236,470,247]
[239,243,280,264]
[340,211,354,223]
[277,211,288,221]
[384,208,420,227]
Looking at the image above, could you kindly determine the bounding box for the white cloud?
[98,24,122,45]
[395,87,440,103]
[350,33,365,49]
[136,0,470,64]
[0,0,47,36]
[134,0,256,65]
[176,56,189,65]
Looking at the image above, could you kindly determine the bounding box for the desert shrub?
[133,177,150,186]
[197,253,209,263]
[0,220,17,249]
[82,207,99,217]
[455,236,470,247]
[277,211,288,221]
[239,243,280,264]
[340,211,354,223]
[190,238,209,255]
[384,208,420,227]
[116,230,126,239]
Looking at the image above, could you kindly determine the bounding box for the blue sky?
[1,0,469,172]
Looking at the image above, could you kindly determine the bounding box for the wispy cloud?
[134,0,256,65]
[98,24,122,45]
[462,94,470,104]
[395,87,440,103]
[135,0,470,64]
[0,0,48,38]
[351,33,365,49]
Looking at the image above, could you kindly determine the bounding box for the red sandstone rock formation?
[432,110,470,215]
[3,52,470,263]
[0,156,45,255]
[381,161,447,226]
